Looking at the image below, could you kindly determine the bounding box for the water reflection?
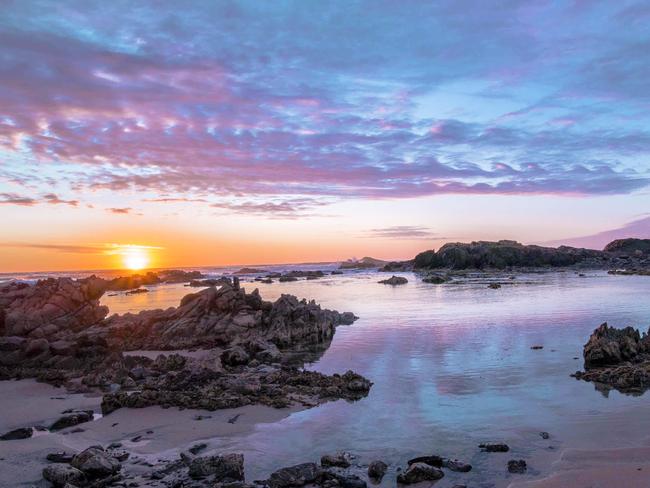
[102,271,650,486]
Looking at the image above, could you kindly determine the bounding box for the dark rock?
[0,427,32,440]
[530,345,543,350]
[380,261,413,272]
[328,473,367,488]
[0,336,25,351]
[378,276,408,285]
[267,462,321,488]
[583,322,646,368]
[235,268,269,275]
[422,274,448,284]
[221,347,251,367]
[188,453,244,480]
[539,431,550,440]
[125,288,149,295]
[367,460,388,481]
[414,240,603,270]
[50,410,94,431]
[279,276,298,282]
[488,283,501,289]
[407,455,443,467]
[479,443,510,452]
[42,464,86,487]
[188,443,208,455]
[321,451,351,468]
[408,455,470,472]
[443,458,472,472]
[508,459,527,473]
[25,338,50,356]
[70,446,120,478]
[396,462,444,484]
[604,238,650,254]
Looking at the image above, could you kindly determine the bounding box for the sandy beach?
[0,379,299,487]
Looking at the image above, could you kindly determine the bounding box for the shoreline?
[0,379,301,487]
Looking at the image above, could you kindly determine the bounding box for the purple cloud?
[0,1,649,215]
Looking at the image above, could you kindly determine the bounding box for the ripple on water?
[101,270,650,486]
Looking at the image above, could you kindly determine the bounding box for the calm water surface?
[102,270,650,486]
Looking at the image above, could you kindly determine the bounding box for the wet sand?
[510,447,650,487]
[0,379,298,487]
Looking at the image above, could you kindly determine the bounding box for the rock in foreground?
[574,322,650,394]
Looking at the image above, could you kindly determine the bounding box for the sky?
[1,0,650,271]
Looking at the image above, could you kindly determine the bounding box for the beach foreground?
[2,261,650,486]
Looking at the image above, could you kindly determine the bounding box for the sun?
[122,247,149,271]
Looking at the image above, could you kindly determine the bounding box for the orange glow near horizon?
[121,246,150,271]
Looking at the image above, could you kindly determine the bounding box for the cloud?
[211,198,330,219]
[106,207,131,214]
[362,226,444,240]
[0,242,106,254]
[0,193,37,206]
[0,192,78,206]
[43,193,78,206]
[0,1,649,212]
[0,242,164,255]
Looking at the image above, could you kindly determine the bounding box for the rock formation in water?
[0,277,369,414]
[413,240,603,270]
[604,238,650,255]
[573,322,650,394]
[339,257,388,269]
[377,276,408,285]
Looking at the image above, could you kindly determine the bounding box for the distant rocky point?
[339,256,388,269]
[603,238,650,254]
[403,238,650,271]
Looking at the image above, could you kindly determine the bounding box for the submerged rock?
[407,455,471,472]
[479,443,510,452]
[50,410,93,431]
[321,451,351,468]
[267,462,321,488]
[397,462,444,484]
[378,276,408,285]
[0,427,32,440]
[367,460,388,481]
[507,459,527,473]
[188,453,244,481]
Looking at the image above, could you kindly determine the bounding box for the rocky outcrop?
[604,238,650,254]
[377,276,408,285]
[100,283,356,351]
[583,323,648,368]
[397,462,444,484]
[380,261,413,272]
[574,323,650,393]
[0,277,108,338]
[508,459,527,474]
[414,240,603,270]
[235,268,269,275]
[339,257,387,270]
[367,460,387,481]
[101,367,372,414]
[0,278,368,416]
[0,427,33,440]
